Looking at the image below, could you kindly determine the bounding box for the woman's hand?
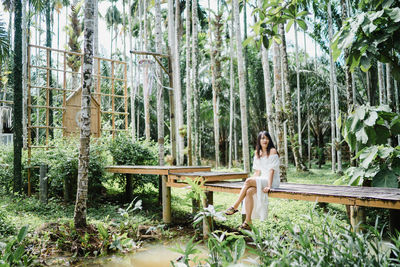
[263,186,270,193]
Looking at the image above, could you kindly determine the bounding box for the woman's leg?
[232,178,257,209]
[244,187,257,224]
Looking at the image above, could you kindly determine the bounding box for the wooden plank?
[166,181,400,210]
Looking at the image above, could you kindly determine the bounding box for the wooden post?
[350,205,364,232]
[125,174,133,202]
[202,191,213,238]
[162,175,171,223]
[39,164,48,204]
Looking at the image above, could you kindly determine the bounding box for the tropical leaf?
[372,168,399,188]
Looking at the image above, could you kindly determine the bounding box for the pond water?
[78,237,257,267]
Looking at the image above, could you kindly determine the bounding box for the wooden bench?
[106,165,400,233]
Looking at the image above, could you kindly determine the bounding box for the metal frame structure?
[27,44,128,195]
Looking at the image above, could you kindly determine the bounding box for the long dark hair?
[255,131,276,158]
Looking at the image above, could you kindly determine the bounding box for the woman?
[225,131,280,230]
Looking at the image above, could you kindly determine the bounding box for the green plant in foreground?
[340,105,400,187]
[0,226,34,266]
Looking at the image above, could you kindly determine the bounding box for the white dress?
[241,154,280,221]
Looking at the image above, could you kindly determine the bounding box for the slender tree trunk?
[128,0,136,141]
[395,81,400,144]
[143,0,150,141]
[155,0,164,166]
[13,0,23,193]
[192,0,199,166]
[174,0,184,165]
[294,21,302,158]
[122,0,126,60]
[233,0,250,172]
[46,0,54,138]
[386,63,393,110]
[366,70,371,104]
[228,8,235,169]
[272,36,286,181]
[378,62,385,105]
[185,1,192,165]
[22,0,27,149]
[340,0,353,113]
[168,0,177,165]
[328,2,337,172]
[74,0,94,228]
[304,31,311,169]
[261,45,275,142]
[279,24,307,172]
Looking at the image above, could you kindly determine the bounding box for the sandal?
[225,206,239,216]
[238,222,251,231]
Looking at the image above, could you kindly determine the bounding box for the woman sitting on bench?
[225,131,280,230]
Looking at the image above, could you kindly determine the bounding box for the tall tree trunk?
[386,63,393,110]
[46,0,54,138]
[233,0,250,172]
[174,0,184,165]
[340,0,353,113]
[261,44,275,142]
[272,38,286,181]
[304,31,311,169]
[13,0,23,193]
[395,81,400,144]
[22,0,27,149]
[128,0,136,141]
[328,1,337,172]
[168,0,177,164]
[328,1,342,173]
[378,62,385,105]
[279,24,307,172]
[294,21,302,158]
[74,0,94,228]
[143,0,150,141]
[185,1,192,165]
[155,0,164,166]
[228,8,235,169]
[192,0,199,165]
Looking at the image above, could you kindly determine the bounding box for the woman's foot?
[238,222,251,231]
[225,206,239,215]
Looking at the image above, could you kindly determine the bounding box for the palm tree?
[0,16,10,72]
[66,3,82,91]
[74,0,94,228]
[328,1,336,172]
[233,0,250,172]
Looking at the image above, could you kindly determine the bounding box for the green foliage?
[0,226,34,266]
[332,0,400,80]
[108,134,158,189]
[0,212,15,239]
[341,105,400,187]
[0,16,9,63]
[245,212,400,266]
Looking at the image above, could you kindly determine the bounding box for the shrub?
[0,145,13,192]
[108,134,158,190]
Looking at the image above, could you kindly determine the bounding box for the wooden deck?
[199,181,400,210]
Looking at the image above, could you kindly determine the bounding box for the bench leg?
[202,191,213,238]
[162,175,171,223]
[125,174,133,203]
[350,205,364,232]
